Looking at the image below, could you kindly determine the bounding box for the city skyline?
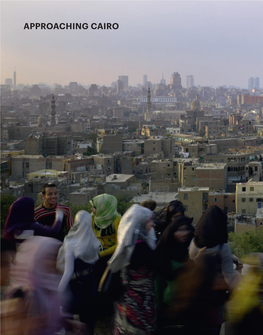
[1,1,263,88]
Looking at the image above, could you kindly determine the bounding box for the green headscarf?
[90,194,118,229]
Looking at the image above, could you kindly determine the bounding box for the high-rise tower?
[248,77,254,90]
[50,95,56,126]
[118,75,128,89]
[143,75,147,86]
[186,75,194,89]
[13,69,16,89]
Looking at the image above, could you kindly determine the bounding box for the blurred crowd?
[1,183,263,335]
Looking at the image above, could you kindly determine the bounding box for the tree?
[83,146,98,156]
[228,230,263,260]
[1,194,16,236]
[69,203,92,219]
[87,133,98,143]
[128,125,137,133]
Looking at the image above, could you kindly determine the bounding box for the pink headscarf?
[6,236,63,335]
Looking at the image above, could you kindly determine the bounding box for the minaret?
[50,95,56,126]
[13,68,16,89]
[147,86,151,113]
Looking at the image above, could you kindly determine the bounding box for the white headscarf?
[57,210,101,272]
[108,204,155,273]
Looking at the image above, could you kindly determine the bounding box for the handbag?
[98,265,122,301]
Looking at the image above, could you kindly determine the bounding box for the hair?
[140,200,157,211]
[42,183,57,195]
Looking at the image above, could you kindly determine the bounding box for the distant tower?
[160,73,166,85]
[186,75,194,89]
[143,75,147,86]
[13,69,16,89]
[248,77,254,90]
[255,77,260,89]
[116,79,124,94]
[118,75,128,89]
[147,86,152,112]
[50,95,56,126]
[170,72,182,90]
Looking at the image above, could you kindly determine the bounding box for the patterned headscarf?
[108,204,153,273]
[90,194,118,229]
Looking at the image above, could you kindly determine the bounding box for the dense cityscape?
[1,70,263,232]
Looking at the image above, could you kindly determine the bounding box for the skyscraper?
[13,69,16,89]
[186,75,194,89]
[118,76,128,89]
[255,77,260,89]
[170,72,182,90]
[143,75,147,86]
[248,77,255,90]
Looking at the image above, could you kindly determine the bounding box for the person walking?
[57,210,101,335]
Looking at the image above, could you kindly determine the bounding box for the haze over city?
[1,0,263,88]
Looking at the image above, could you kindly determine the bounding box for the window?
[192,168,194,171]
[224,195,228,199]
[183,205,188,212]
[153,148,155,151]
[249,198,253,202]
[26,162,29,168]
[250,187,254,191]
[242,187,246,192]
[256,198,262,202]
[242,198,246,202]
[184,194,188,200]
[242,209,246,214]
[213,198,218,202]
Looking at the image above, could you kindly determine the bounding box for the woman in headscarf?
[3,197,63,249]
[3,236,63,335]
[108,204,180,335]
[188,205,241,335]
[155,215,195,326]
[57,210,101,335]
[90,194,121,283]
[153,200,185,240]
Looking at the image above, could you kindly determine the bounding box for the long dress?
[114,242,174,335]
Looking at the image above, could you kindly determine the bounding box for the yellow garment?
[92,214,121,258]
[228,265,263,324]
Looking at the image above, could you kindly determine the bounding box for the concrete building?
[234,215,256,233]
[208,191,236,214]
[25,136,70,156]
[69,187,98,205]
[235,181,263,215]
[196,163,227,191]
[97,134,122,154]
[92,154,114,176]
[178,186,209,225]
[11,155,67,180]
[8,126,32,140]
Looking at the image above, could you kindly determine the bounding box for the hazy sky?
[1,0,263,88]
